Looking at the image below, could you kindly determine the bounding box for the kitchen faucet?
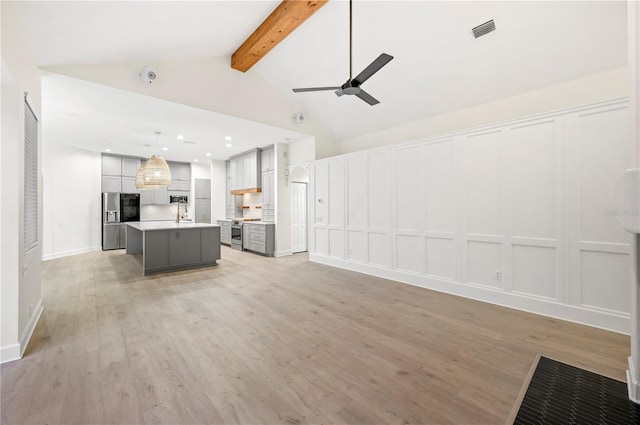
[175,200,188,223]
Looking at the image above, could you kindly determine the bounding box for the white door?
[291,182,308,253]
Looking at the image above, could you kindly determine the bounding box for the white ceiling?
[42,74,308,162]
[18,1,628,159]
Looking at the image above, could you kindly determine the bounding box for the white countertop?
[127,221,220,231]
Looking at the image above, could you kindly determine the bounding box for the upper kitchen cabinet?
[167,162,191,192]
[261,146,275,172]
[101,154,141,192]
[102,155,122,176]
[140,185,169,205]
[229,149,261,193]
[122,157,140,177]
[168,162,191,182]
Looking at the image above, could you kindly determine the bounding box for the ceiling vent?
[183,140,197,145]
[472,19,496,38]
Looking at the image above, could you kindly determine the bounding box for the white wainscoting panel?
[328,160,345,227]
[329,228,344,259]
[578,107,630,244]
[308,98,632,334]
[347,156,367,228]
[369,232,390,268]
[580,250,630,314]
[368,151,391,230]
[394,145,423,231]
[425,140,455,233]
[512,245,557,300]
[467,241,503,288]
[511,120,558,239]
[396,234,422,274]
[425,237,454,280]
[347,230,366,263]
[466,131,503,236]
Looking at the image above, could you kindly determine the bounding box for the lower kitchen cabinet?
[242,222,275,256]
[217,220,231,245]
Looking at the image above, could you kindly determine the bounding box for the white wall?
[274,143,291,256]
[288,136,315,165]
[310,98,632,334]
[1,1,44,363]
[338,67,628,155]
[43,144,101,260]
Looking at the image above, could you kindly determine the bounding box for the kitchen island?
[126,221,221,275]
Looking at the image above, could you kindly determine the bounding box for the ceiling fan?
[292,0,393,106]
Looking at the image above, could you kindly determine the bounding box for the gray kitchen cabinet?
[122,157,140,177]
[261,169,275,222]
[261,146,274,172]
[140,186,169,205]
[168,179,189,191]
[102,155,122,176]
[122,177,139,193]
[195,179,211,199]
[229,149,261,191]
[195,199,211,223]
[167,161,191,191]
[101,175,122,193]
[242,222,275,256]
[168,162,191,181]
[217,220,231,245]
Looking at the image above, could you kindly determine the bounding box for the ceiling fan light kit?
[292,0,393,106]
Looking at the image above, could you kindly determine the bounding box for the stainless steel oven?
[231,222,243,250]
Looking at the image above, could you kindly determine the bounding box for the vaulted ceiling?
[17,1,627,160]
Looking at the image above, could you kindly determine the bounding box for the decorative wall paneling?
[309,98,631,333]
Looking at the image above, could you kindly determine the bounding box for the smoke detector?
[139,66,157,84]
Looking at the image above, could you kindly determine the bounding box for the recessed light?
[162,147,168,151]
[105,149,111,152]
[205,153,211,157]
[225,136,232,141]
[226,143,232,148]
[177,134,184,140]
[193,159,199,162]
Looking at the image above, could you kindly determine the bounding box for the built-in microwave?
[169,195,188,204]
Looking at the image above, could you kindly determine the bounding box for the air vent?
[472,19,496,38]
[183,140,197,144]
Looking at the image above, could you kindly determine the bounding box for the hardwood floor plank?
[0,247,630,424]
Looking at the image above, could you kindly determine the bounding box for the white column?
[627,0,640,404]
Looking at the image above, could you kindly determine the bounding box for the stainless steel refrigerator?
[102,192,122,250]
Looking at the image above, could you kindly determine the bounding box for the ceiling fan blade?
[292,86,341,93]
[352,53,393,86]
[355,89,380,106]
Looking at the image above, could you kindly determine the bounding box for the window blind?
[24,97,38,253]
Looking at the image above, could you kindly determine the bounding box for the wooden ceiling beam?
[231,0,328,73]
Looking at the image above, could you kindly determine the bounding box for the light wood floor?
[1,246,630,425]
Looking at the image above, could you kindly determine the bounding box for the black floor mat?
[513,356,640,425]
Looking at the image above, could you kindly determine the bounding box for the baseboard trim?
[627,356,640,404]
[274,250,292,257]
[19,299,43,358]
[43,245,101,261]
[0,344,21,364]
[309,254,630,335]
[0,299,43,365]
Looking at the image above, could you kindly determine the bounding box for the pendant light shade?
[142,154,172,186]
[135,165,160,190]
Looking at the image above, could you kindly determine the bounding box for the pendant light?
[137,131,172,188]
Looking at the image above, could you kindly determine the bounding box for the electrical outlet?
[495,271,502,280]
